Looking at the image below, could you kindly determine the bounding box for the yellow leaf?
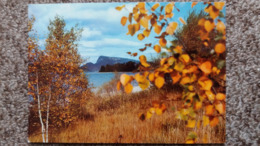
[182,66,197,74]
[143,29,150,37]
[155,108,163,115]
[165,12,174,19]
[215,102,225,114]
[198,79,213,91]
[137,2,145,9]
[124,83,133,94]
[205,90,215,101]
[199,61,212,74]
[210,116,219,127]
[146,111,153,119]
[138,79,150,90]
[173,45,183,54]
[121,16,127,26]
[205,5,219,19]
[204,20,215,32]
[167,57,175,65]
[120,74,132,86]
[115,5,125,11]
[149,73,155,82]
[155,76,165,89]
[127,24,135,36]
[215,43,226,54]
[137,33,145,41]
[140,17,149,29]
[179,54,190,63]
[191,2,197,8]
[139,55,150,67]
[216,20,226,34]
[166,22,178,35]
[117,81,121,91]
[216,93,226,101]
[133,13,139,21]
[154,45,161,53]
[205,105,214,116]
[165,3,174,14]
[187,119,196,128]
[154,24,162,35]
[135,73,145,82]
[203,115,209,126]
[174,62,185,72]
[179,17,186,24]
[149,107,156,113]
[180,76,191,85]
[194,101,202,110]
[134,23,140,32]
[159,38,167,47]
[151,3,160,11]
[188,85,194,91]
[214,2,225,10]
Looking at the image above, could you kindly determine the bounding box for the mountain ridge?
[81,56,139,72]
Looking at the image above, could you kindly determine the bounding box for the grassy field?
[29,87,225,143]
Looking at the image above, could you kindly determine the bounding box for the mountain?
[81,56,139,72]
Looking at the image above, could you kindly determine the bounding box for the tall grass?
[29,88,225,143]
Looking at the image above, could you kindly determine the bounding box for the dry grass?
[29,89,225,143]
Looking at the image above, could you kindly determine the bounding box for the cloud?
[79,38,142,48]
[81,27,102,38]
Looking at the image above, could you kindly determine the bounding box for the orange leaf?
[199,61,212,74]
[215,43,226,54]
[187,119,196,128]
[148,72,155,82]
[195,101,202,110]
[215,102,225,114]
[137,2,145,9]
[216,93,226,101]
[120,74,132,86]
[191,2,197,8]
[216,20,226,34]
[165,3,174,14]
[205,90,215,101]
[139,55,150,67]
[205,105,214,116]
[159,38,167,47]
[155,76,165,89]
[127,24,135,36]
[151,3,160,11]
[140,17,149,29]
[115,5,125,11]
[166,22,178,35]
[143,29,150,37]
[204,20,215,32]
[117,81,121,91]
[132,52,138,57]
[124,83,133,93]
[209,116,219,127]
[214,2,225,10]
[134,23,140,32]
[154,24,162,35]
[179,17,186,24]
[137,33,145,41]
[179,54,190,63]
[154,45,161,53]
[121,16,127,26]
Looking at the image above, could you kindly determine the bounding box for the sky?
[28,2,226,64]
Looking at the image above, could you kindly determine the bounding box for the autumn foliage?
[28,16,90,142]
[116,2,226,143]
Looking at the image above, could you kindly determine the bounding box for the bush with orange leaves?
[115,2,226,143]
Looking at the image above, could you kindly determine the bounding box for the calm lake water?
[85,72,137,88]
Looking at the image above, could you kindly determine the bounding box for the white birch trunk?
[36,71,46,143]
[45,85,51,143]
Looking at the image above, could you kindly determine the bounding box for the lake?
[85,72,139,90]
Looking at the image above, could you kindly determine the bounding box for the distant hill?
[81,56,139,72]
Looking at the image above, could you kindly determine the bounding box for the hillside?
[81,56,139,72]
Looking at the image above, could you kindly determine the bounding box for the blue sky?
[29,2,226,64]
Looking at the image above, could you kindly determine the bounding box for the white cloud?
[79,38,142,48]
[81,27,102,38]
